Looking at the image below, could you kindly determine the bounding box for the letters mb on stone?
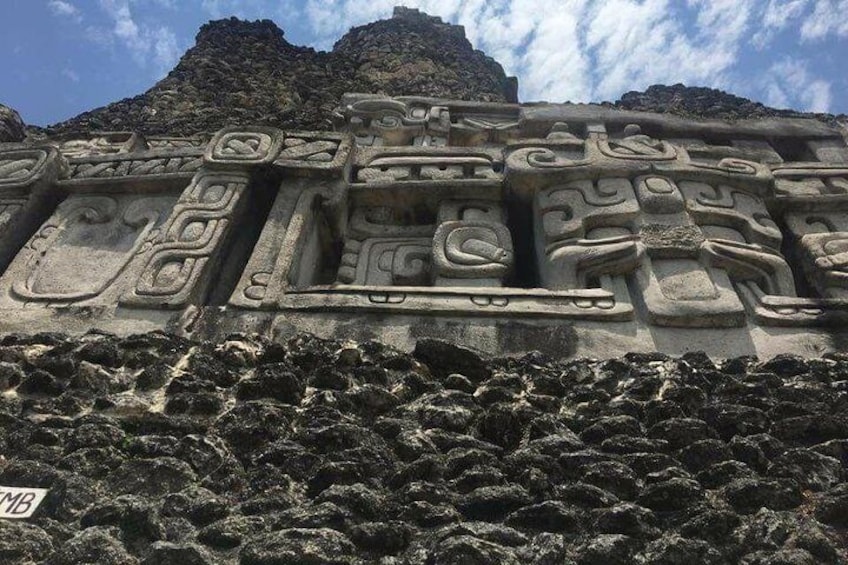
[0,486,48,519]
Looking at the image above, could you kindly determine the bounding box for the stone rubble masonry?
[36,9,517,139]
[0,331,845,564]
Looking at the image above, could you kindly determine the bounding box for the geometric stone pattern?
[1,95,848,353]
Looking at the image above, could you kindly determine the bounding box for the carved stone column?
[0,146,66,274]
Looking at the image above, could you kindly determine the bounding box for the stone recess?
[0,331,845,563]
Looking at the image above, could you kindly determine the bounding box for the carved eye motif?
[433,221,514,279]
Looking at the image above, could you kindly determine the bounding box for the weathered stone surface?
[0,333,842,563]
[0,103,25,142]
[616,83,844,123]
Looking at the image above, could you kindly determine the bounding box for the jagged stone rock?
[0,521,54,563]
[44,526,137,565]
[0,103,25,142]
[428,534,520,564]
[615,83,843,123]
[239,528,357,565]
[413,338,491,381]
[141,542,214,565]
[44,11,515,137]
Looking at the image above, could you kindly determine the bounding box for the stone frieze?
[0,95,847,355]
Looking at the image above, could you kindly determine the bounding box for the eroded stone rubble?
[0,331,845,564]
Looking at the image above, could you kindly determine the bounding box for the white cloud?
[61,68,81,83]
[41,0,840,114]
[800,0,848,40]
[751,0,809,48]
[96,0,182,76]
[762,57,832,112]
[200,0,301,22]
[296,0,757,103]
[48,0,82,23]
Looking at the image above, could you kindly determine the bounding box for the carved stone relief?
[66,153,203,181]
[1,96,848,345]
[354,148,502,185]
[334,94,521,147]
[634,176,793,327]
[0,148,58,188]
[205,126,285,167]
[121,171,252,308]
[0,193,176,306]
[0,147,67,274]
[272,132,352,173]
[334,96,449,147]
[51,132,143,159]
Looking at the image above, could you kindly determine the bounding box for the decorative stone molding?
[1,95,848,356]
[204,126,285,167]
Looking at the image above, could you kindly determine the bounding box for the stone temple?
[0,8,847,564]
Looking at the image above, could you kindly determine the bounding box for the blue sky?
[2,0,847,127]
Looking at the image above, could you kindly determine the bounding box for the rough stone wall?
[0,331,846,563]
[333,7,518,104]
[26,10,846,140]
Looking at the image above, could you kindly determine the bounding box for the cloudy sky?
[2,0,847,126]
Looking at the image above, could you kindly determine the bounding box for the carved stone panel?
[0,148,60,188]
[599,125,677,160]
[335,96,449,146]
[432,199,514,287]
[121,171,252,308]
[337,206,436,285]
[272,132,351,173]
[784,212,848,299]
[773,164,848,200]
[0,193,176,306]
[52,132,143,159]
[0,146,67,274]
[639,176,793,327]
[204,126,284,167]
[533,178,640,289]
[64,152,203,183]
[532,171,795,327]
